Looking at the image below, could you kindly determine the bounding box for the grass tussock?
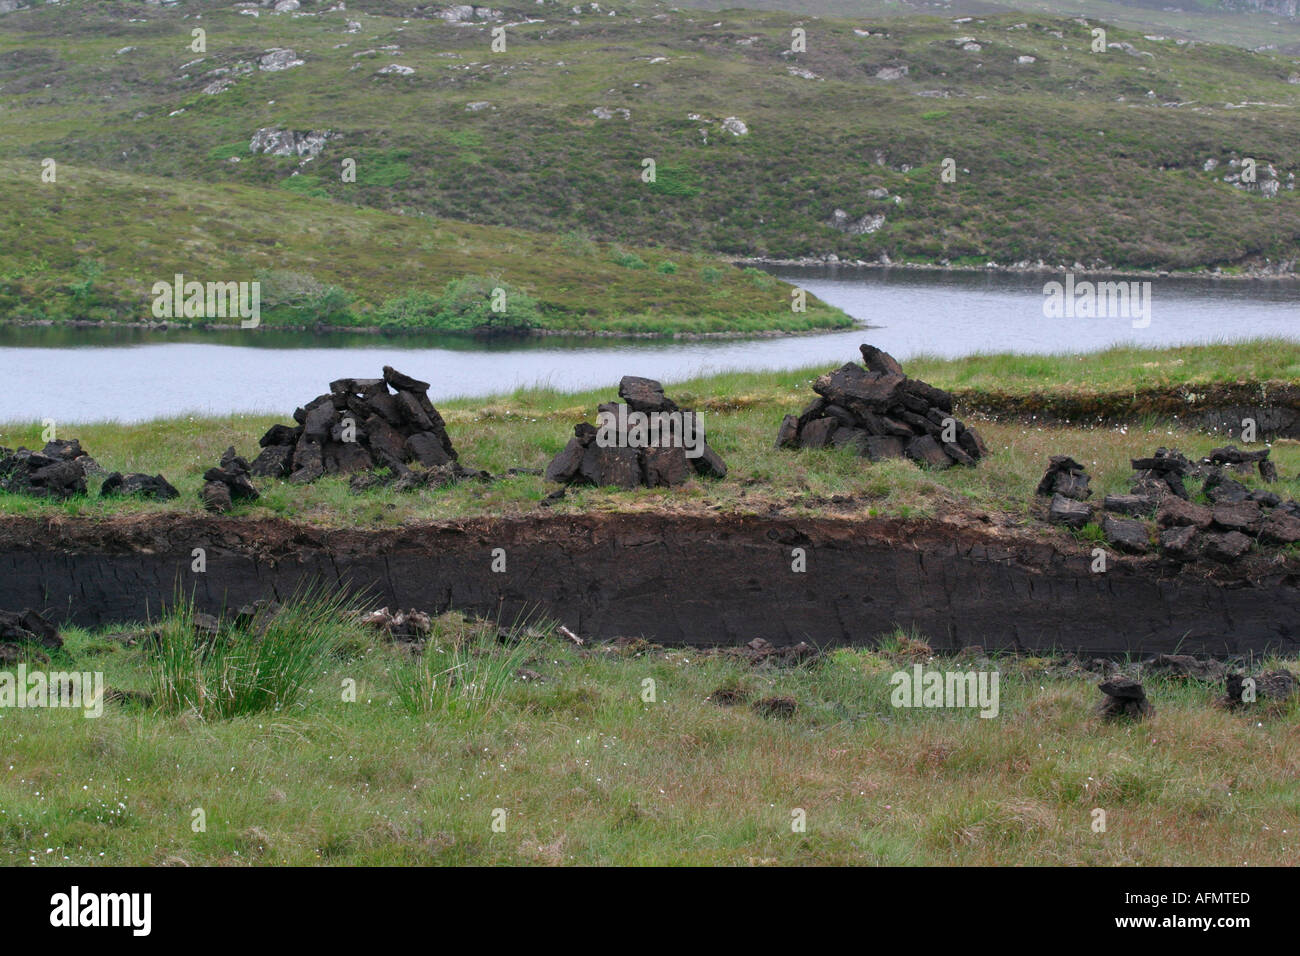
[151,587,363,721]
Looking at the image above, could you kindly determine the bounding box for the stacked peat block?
[545,376,727,489]
[1095,678,1154,720]
[0,608,63,663]
[774,344,988,468]
[1119,445,1300,563]
[101,472,179,501]
[248,366,458,484]
[1129,447,1193,500]
[1221,670,1298,709]
[202,446,260,513]
[0,439,102,499]
[1156,493,1300,562]
[1037,456,1094,529]
[1202,444,1277,484]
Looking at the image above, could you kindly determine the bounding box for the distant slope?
[0,162,847,332]
[680,0,1300,52]
[0,0,1297,275]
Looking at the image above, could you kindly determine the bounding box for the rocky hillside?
[1,0,1298,280]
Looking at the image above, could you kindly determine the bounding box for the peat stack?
[248,366,457,484]
[1096,678,1153,720]
[774,344,988,468]
[545,376,727,489]
[202,446,259,513]
[1130,447,1192,500]
[1036,455,1091,500]
[0,439,101,499]
[1203,444,1276,483]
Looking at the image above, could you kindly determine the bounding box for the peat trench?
[0,513,1296,656]
[954,382,1300,438]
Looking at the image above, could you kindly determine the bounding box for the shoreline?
[743,256,1300,281]
[0,317,858,341]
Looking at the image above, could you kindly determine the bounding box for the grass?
[2,610,1297,865]
[152,587,361,721]
[0,342,1296,528]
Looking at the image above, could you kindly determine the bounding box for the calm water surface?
[0,268,1295,422]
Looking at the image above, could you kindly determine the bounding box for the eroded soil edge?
[2,513,1296,656]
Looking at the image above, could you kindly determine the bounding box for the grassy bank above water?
[1,341,1296,528]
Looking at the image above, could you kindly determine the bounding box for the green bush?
[611,248,648,270]
[377,275,539,332]
[656,260,678,274]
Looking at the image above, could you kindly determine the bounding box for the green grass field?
[2,603,1297,865]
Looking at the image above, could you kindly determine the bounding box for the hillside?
[681,0,1300,53]
[1,0,1298,296]
[0,160,847,332]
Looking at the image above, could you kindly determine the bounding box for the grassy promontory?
[0,162,848,335]
[1,341,1296,529]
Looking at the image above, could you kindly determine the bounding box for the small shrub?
[611,248,648,270]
